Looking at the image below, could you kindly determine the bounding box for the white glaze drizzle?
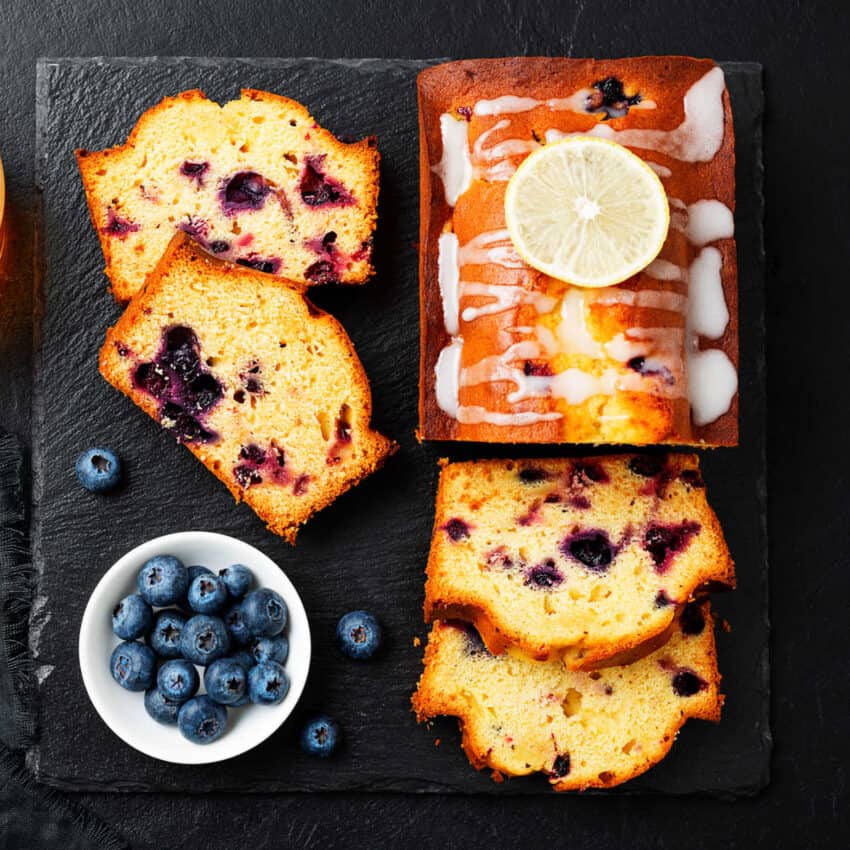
[458,229,525,269]
[457,406,562,425]
[545,67,727,162]
[686,199,735,245]
[592,287,688,313]
[433,114,472,206]
[687,247,728,339]
[437,232,460,336]
[434,338,463,418]
[472,91,657,117]
[460,282,557,323]
[686,349,737,426]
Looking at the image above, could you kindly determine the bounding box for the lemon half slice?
[504,136,669,288]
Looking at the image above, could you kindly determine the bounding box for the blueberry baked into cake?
[77,89,379,301]
[99,233,395,542]
[424,455,734,667]
[418,56,738,445]
[412,602,721,792]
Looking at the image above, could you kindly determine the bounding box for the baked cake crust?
[99,232,395,542]
[77,88,379,301]
[412,602,722,791]
[418,56,738,446]
[423,455,734,667]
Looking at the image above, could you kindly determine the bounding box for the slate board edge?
[26,57,768,797]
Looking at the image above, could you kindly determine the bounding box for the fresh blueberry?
[204,658,248,706]
[241,588,288,637]
[180,565,213,612]
[109,641,156,691]
[177,695,228,744]
[157,659,199,702]
[227,649,256,672]
[144,688,181,725]
[223,603,252,646]
[300,714,340,757]
[218,564,253,599]
[248,661,290,705]
[251,635,289,665]
[149,609,187,658]
[75,447,122,493]
[179,615,230,666]
[231,691,251,708]
[111,594,153,640]
[187,573,229,614]
[336,610,382,660]
[137,555,189,606]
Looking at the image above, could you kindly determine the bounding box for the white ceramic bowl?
[79,531,311,764]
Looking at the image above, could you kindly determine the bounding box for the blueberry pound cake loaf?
[424,455,734,667]
[99,233,395,542]
[412,602,722,791]
[77,89,379,301]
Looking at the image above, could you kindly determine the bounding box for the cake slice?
[77,88,379,301]
[412,602,722,791]
[99,232,395,542]
[424,455,734,667]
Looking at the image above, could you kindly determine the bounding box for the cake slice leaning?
[77,88,379,301]
[424,455,734,667]
[412,602,722,791]
[99,232,395,542]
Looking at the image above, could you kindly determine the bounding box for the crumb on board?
[413,636,421,647]
[722,619,732,633]
[434,738,441,747]
[491,770,505,784]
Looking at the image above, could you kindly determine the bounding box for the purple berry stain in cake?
[517,499,543,527]
[232,442,290,490]
[585,77,642,120]
[560,529,616,574]
[627,356,674,385]
[179,216,210,241]
[180,160,210,185]
[568,494,591,510]
[643,521,701,574]
[293,474,310,496]
[679,602,706,636]
[679,468,705,488]
[445,620,489,656]
[299,155,355,207]
[238,361,265,396]
[305,231,346,285]
[236,256,281,275]
[671,669,707,697]
[654,590,676,608]
[209,240,230,254]
[220,171,271,214]
[102,209,140,238]
[327,416,353,466]
[571,461,609,486]
[132,325,223,444]
[549,754,571,779]
[522,360,553,377]
[518,466,549,484]
[456,105,473,121]
[485,547,516,571]
[442,518,471,542]
[628,454,667,478]
[524,559,564,590]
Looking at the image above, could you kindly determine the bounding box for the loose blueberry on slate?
[111,594,153,640]
[241,588,288,637]
[180,615,230,666]
[157,659,200,702]
[75,447,122,493]
[336,610,382,660]
[300,714,340,757]
[223,603,252,646]
[219,563,253,598]
[109,641,156,691]
[248,660,290,705]
[144,688,181,725]
[177,695,228,744]
[149,609,187,658]
[137,555,189,606]
[251,635,289,666]
[187,573,229,614]
[204,658,248,706]
[228,649,256,672]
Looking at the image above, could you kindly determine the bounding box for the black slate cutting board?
[30,58,768,795]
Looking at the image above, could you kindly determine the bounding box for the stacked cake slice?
[412,455,734,790]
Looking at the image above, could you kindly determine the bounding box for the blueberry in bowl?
[219,563,253,599]
[242,588,288,637]
[336,610,383,660]
[248,661,290,705]
[180,615,230,666]
[228,649,257,672]
[223,602,252,646]
[178,695,228,744]
[251,635,289,666]
[204,658,248,706]
[144,688,182,725]
[300,714,340,757]
[149,609,187,659]
[75,447,122,493]
[157,659,200,702]
[187,573,229,614]
[111,594,152,640]
[109,641,156,691]
[137,555,189,606]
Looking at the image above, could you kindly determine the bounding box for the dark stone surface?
[0,0,847,847]
[30,58,767,797]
